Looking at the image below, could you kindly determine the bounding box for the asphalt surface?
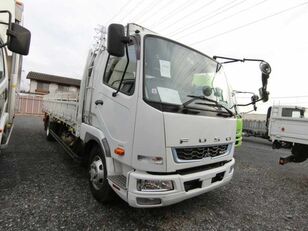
[0,116,307,231]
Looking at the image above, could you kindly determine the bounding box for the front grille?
[175,144,229,161]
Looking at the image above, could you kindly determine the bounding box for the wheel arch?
[83,132,111,163]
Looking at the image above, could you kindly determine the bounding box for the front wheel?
[88,145,114,203]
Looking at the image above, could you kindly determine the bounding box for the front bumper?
[127,158,235,208]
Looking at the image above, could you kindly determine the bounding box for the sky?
[21,0,308,113]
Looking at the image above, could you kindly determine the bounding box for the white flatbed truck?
[42,23,271,207]
[268,105,308,164]
[0,0,31,149]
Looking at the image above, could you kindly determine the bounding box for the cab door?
[0,47,8,117]
[91,42,139,165]
[0,46,9,144]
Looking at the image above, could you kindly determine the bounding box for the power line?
[175,0,268,40]
[272,95,308,99]
[129,0,158,22]
[138,0,173,24]
[191,2,308,46]
[149,0,195,28]
[166,0,244,36]
[158,0,217,32]
[106,0,131,24]
[237,96,308,99]
[119,0,146,23]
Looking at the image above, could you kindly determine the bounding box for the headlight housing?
[137,179,174,192]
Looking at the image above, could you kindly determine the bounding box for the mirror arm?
[0,22,9,26]
[0,43,8,49]
[0,10,12,27]
[0,11,12,48]
[213,56,265,64]
[234,98,263,107]
[112,43,130,97]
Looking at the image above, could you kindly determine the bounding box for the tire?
[88,145,114,203]
[46,120,55,141]
[291,143,308,163]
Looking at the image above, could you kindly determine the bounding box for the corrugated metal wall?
[243,119,267,138]
[15,94,44,115]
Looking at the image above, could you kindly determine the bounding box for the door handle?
[95,100,104,105]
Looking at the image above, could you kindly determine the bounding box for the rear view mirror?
[260,61,271,87]
[259,61,271,102]
[202,86,212,96]
[107,24,125,57]
[259,87,269,102]
[7,23,31,55]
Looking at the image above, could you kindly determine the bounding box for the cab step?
[108,175,127,190]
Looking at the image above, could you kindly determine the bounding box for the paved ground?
[0,116,307,231]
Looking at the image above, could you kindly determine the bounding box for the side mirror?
[202,86,212,96]
[251,94,259,103]
[251,94,259,111]
[107,24,125,57]
[259,87,269,102]
[7,23,31,55]
[259,61,271,102]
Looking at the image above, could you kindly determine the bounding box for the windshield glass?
[144,36,234,111]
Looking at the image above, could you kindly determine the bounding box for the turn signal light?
[114,147,125,156]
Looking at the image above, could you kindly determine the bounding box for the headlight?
[137,179,174,192]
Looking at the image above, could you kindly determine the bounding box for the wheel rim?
[89,155,105,190]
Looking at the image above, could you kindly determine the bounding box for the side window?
[282,108,305,118]
[0,48,5,82]
[58,85,69,92]
[36,81,49,93]
[103,44,137,96]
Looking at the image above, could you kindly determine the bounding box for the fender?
[0,112,12,149]
[79,123,111,157]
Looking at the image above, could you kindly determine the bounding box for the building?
[26,71,81,95]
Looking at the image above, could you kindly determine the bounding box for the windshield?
[144,36,234,112]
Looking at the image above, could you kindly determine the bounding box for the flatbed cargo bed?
[42,92,79,131]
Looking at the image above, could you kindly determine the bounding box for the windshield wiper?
[185,95,235,117]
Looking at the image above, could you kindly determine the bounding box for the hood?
[163,112,236,148]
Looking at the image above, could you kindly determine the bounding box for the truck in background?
[242,105,308,164]
[235,117,243,147]
[0,0,31,149]
[42,23,270,207]
[268,105,308,164]
[243,115,268,138]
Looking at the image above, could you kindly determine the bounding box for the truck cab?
[0,0,31,149]
[269,105,308,164]
[43,23,270,207]
[84,24,237,207]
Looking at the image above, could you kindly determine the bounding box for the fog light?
[136,197,161,205]
[137,179,174,192]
